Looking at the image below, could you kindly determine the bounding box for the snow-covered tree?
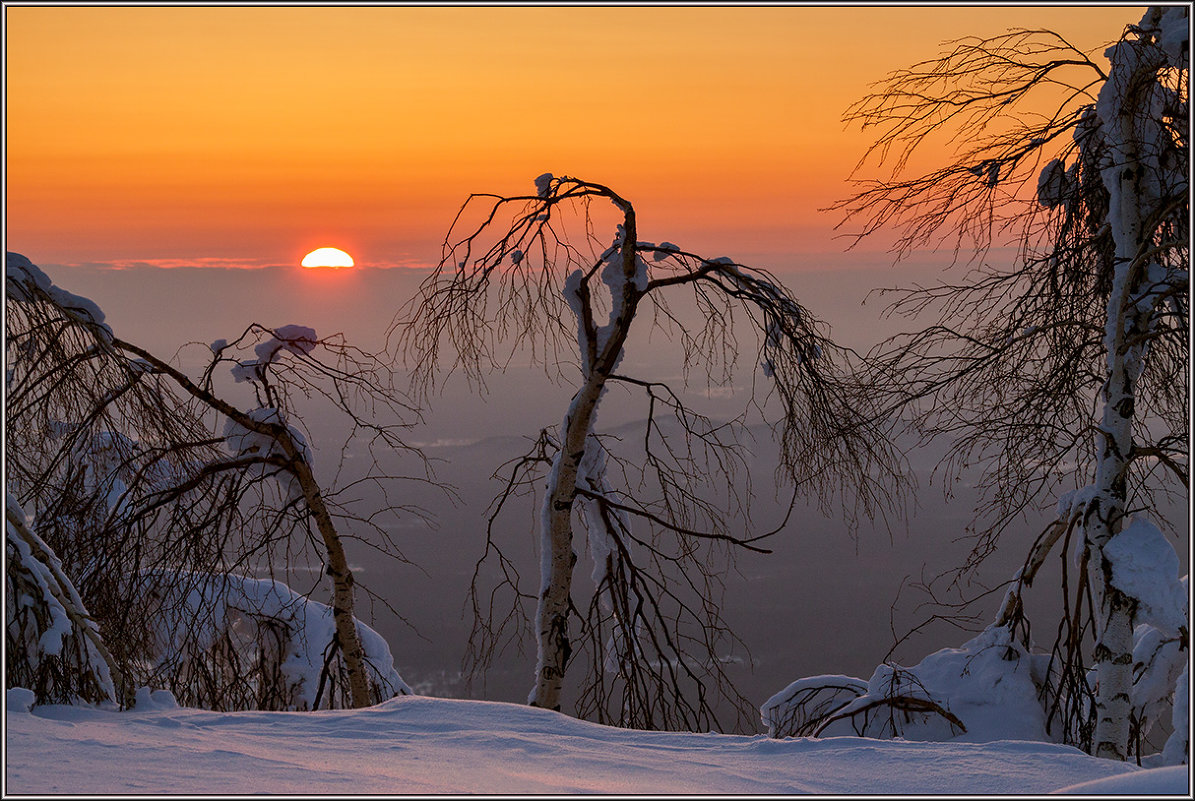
[766,7,1188,762]
[141,570,411,711]
[6,493,117,707]
[112,327,413,709]
[397,176,905,730]
[6,252,428,710]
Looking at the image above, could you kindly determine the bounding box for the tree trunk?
[1085,267,1145,758]
[285,443,373,709]
[1087,241,1150,760]
[1088,22,1164,757]
[111,339,374,709]
[530,379,604,710]
[530,202,641,712]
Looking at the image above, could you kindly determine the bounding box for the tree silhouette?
[397,175,905,730]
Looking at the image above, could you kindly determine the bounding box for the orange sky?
[5,5,1146,271]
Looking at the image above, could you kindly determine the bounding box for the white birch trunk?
[530,381,604,710]
[285,441,373,709]
[530,204,641,711]
[1088,10,1169,758]
[1086,289,1144,759]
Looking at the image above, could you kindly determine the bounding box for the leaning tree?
[396,175,906,730]
[6,252,431,710]
[764,7,1187,762]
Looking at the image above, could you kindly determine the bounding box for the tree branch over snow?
[6,252,439,711]
[769,7,1187,762]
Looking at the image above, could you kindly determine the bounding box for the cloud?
[51,256,437,272]
[60,257,282,271]
[410,438,480,449]
[354,255,437,271]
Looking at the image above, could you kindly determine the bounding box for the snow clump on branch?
[222,407,310,464]
[221,407,312,503]
[1036,159,1069,208]
[6,251,112,340]
[232,325,318,383]
[143,570,411,710]
[1103,517,1187,637]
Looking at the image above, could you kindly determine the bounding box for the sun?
[301,247,355,269]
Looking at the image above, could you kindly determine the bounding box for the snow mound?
[764,626,1053,744]
[7,687,37,714]
[4,695,1156,795]
[1051,764,1188,795]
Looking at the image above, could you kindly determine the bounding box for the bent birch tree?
[398,176,905,728]
[7,252,430,710]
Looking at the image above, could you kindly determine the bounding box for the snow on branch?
[142,570,411,711]
[6,493,118,707]
[6,252,111,339]
[765,626,1051,744]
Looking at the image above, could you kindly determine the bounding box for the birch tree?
[6,252,429,709]
[773,8,1187,760]
[398,176,904,729]
[1082,7,1188,759]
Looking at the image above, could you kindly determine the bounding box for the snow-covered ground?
[4,691,1188,795]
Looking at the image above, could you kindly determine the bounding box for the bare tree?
[396,175,905,729]
[776,8,1187,761]
[6,252,433,710]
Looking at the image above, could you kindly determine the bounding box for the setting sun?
[301,247,354,269]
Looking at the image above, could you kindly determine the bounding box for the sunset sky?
[6,5,1146,273]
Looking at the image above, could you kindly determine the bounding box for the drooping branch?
[832,29,1112,264]
[7,254,434,710]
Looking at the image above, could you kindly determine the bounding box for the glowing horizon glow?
[301,247,354,269]
[5,6,1147,268]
